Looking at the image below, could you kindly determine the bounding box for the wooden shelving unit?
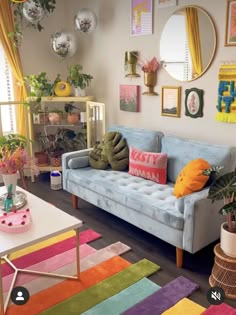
[28,97,105,181]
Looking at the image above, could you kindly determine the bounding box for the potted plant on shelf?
[48,109,64,124]
[35,133,50,167]
[204,167,236,257]
[64,103,79,124]
[24,72,61,103]
[67,64,93,96]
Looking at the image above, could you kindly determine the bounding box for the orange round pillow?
[174,158,210,198]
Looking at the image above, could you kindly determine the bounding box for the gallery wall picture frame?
[161,86,181,117]
[120,85,140,112]
[131,0,153,36]
[225,0,236,46]
[157,0,177,8]
[185,88,204,118]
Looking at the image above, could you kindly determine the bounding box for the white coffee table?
[0,187,82,315]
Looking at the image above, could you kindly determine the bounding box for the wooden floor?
[25,176,236,309]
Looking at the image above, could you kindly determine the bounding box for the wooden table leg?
[0,261,4,315]
[75,228,80,279]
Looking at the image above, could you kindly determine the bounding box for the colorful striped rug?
[2,229,232,315]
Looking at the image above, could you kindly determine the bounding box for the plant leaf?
[208,169,236,201]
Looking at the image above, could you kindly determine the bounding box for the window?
[0,43,16,135]
[160,14,192,81]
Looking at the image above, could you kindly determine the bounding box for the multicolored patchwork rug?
[2,229,235,315]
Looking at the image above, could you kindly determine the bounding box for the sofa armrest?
[182,188,224,253]
[175,188,209,214]
[183,187,209,205]
[62,148,92,170]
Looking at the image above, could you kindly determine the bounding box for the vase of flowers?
[0,134,38,200]
[2,173,18,196]
[136,55,160,96]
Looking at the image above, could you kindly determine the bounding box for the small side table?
[209,243,236,299]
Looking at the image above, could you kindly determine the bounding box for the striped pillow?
[128,147,168,184]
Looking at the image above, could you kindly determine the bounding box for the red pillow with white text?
[128,147,168,184]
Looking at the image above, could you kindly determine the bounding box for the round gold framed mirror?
[160,6,217,82]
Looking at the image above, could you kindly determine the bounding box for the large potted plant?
[67,64,93,96]
[204,167,236,257]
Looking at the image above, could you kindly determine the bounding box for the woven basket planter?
[50,157,62,167]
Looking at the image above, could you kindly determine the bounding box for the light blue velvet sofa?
[62,125,236,267]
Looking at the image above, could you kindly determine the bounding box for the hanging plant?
[9,0,56,42]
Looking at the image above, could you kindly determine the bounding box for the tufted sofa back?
[108,125,163,152]
[107,125,236,184]
[161,135,236,183]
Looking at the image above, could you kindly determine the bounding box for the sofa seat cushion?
[65,168,184,230]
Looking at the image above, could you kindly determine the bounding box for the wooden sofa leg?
[176,248,183,268]
[72,194,78,209]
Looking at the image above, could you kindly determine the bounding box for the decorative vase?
[2,173,18,197]
[125,51,140,78]
[54,81,72,97]
[220,222,236,258]
[67,113,79,124]
[74,87,86,97]
[143,71,158,96]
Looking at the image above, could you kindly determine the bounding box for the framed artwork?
[120,85,140,112]
[225,0,236,46]
[161,86,181,117]
[157,0,177,8]
[131,0,153,36]
[185,88,204,118]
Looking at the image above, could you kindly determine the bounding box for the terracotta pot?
[48,112,62,124]
[67,113,79,124]
[220,222,236,258]
[34,152,49,166]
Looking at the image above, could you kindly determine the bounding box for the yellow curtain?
[0,0,28,137]
[185,8,203,78]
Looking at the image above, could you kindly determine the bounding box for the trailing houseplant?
[67,64,93,96]
[24,72,61,103]
[203,166,236,257]
[11,0,57,32]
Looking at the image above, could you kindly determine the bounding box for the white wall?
[20,0,235,146]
